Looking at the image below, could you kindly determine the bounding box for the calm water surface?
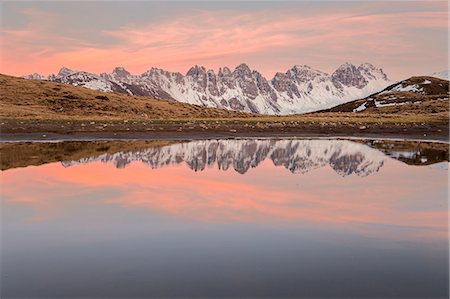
[1,138,448,298]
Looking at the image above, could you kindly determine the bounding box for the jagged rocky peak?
[358,62,388,81]
[252,70,277,101]
[218,66,235,90]
[331,62,367,89]
[358,62,377,71]
[233,63,253,78]
[186,65,208,90]
[141,67,164,77]
[206,69,220,96]
[112,66,131,78]
[271,70,305,98]
[251,69,266,82]
[230,63,259,99]
[186,65,207,77]
[206,69,216,77]
[57,66,75,77]
[272,72,293,93]
[218,66,232,77]
[287,65,328,82]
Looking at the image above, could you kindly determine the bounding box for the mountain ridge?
[22,62,390,115]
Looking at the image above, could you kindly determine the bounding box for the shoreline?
[1,131,448,143]
[1,118,448,143]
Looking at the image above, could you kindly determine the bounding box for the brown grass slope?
[0,74,253,120]
[322,76,449,114]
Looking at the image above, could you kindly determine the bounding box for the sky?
[0,1,448,80]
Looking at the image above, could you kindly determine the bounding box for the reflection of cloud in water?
[2,140,447,241]
[62,139,387,176]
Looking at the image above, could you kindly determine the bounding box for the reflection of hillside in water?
[362,139,449,166]
[62,139,391,176]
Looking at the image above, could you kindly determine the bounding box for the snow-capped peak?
[111,66,131,78]
[218,67,232,77]
[186,65,207,77]
[331,62,367,89]
[57,67,75,78]
[336,62,356,71]
[287,65,328,82]
[235,63,251,72]
[232,63,253,78]
[358,62,389,81]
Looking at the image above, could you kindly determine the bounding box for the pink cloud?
[2,159,447,241]
[0,5,448,79]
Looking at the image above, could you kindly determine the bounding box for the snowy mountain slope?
[23,62,391,114]
[62,139,386,177]
[22,73,47,80]
[430,70,449,80]
[271,63,390,113]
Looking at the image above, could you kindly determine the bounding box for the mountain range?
[23,62,391,114]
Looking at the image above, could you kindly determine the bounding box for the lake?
[1,138,448,298]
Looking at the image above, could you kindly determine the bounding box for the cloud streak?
[0,2,448,79]
[2,159,448,241]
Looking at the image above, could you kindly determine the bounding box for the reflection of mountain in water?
[62,139,387,176]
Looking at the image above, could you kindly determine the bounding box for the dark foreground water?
[1,138,448,298]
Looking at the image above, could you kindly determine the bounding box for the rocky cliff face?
[23,62,390,114]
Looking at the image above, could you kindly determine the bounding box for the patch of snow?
[422,80,431,84]
[375,101,409,107]
[389,151,419,159]
[374,100,423,107]
[353,102,367,112]
[390,84,423,93]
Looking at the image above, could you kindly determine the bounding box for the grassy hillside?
[0,74,253,120]
[323,76,449,114]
